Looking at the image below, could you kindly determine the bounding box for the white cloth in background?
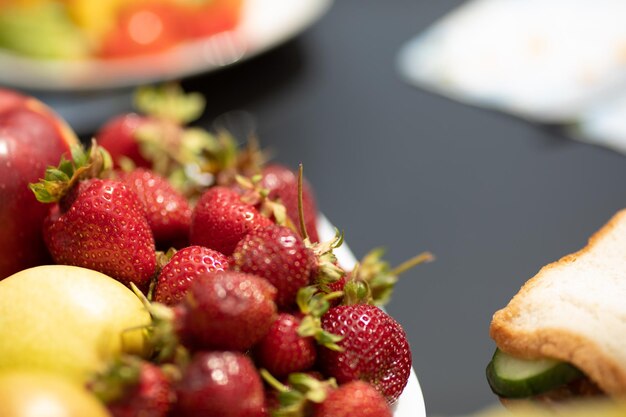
[397,0,626,154]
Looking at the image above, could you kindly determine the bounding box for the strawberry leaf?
[134,83,205,125]
[354,249,434,306]
[287,373,333,404]
[295,287,344,350]
[29,140,113,204]
[45,168,70,183]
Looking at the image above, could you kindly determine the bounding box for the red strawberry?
[96,113,153,169]
[174,351,266,417]
[233,224,315,308]
[327,273,347,294]
[261,164,320,242]
[117,168,192,249]
[153,245,229,305]
[318,304,412,403]
[175,270,277,351]
[312,380,392,417]
[190,186,272,255]
[254,313,317,378]
[91,358,174,417]
[42,178,156,291]
[96,85,204,173]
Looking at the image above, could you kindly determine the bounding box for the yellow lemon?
[0,265,150,384]
[0,371,111,417]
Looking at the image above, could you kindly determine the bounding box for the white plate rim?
[317,214,427,417]
[0,0,333,91]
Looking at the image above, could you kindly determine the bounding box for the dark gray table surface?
[29,1,626,415]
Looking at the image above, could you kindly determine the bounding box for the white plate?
[317,215,427,417]
[397,0,626,124]
[0,0,333,91]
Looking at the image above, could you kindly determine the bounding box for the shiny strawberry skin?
[95,113,152,169]
[43,178,156,291]
[190,186,272,256]
[319,304,412,403]
[117,168,192,249]
[174,351,266,417]
[107,362,174,417]
[233,224,315,308]
[254,313,317,378]
[261,164,320,242]
[176,270,277,351]
[153,245,229,305]
[312,381,392,417]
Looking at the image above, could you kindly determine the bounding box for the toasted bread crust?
[490,209,626,395]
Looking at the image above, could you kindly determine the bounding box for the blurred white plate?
[317,215,427,417]
[0,0,332,91]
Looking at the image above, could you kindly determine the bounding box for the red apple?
[0,89,79,279]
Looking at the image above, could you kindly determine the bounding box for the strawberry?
[255,286,343,379]
[96,85,205,172]
[96,113,153,169]
[312,380,392,417]
[41,178,157,291]
[190,186,272,256]
[261,164,320,242]
[117,168,192,249]
[233,224,315,308]
[174,351,266,417]
[30,142,157,291]
[264,375,391,417]
[91,357,174,417]
[153,245,229,305]
[175,270,277,351]
[326,274,347,295]
[254,313,317,378]
[318,304,412,403]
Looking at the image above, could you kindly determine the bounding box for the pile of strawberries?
[29,85,432,417]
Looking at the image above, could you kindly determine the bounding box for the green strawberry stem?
[29,139,112,203]
[131,84,268,198]
[134,83,205,125]
[347,248,435,306]
[309,229,345,287]
[287,373,335,404]
[260,370,337,417]
[295,286,344,351]
[297,163,308,241]
[296,286,342,317]
[260,368,290,394]
[341,279,371,306]
[236,173,292,227]
[390,251,435,276]
[89,355,143,404]
[129,283,184,365]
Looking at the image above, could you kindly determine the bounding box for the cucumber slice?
[486,348,583,398]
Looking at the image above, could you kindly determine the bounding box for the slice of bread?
[490,209,626,395]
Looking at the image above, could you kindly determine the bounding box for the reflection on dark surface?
[36,37,307,142]
[183,38,307,125]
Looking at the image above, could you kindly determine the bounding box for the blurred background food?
[0,0,243,60]
[456,399,626,417]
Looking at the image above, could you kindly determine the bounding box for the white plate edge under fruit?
[0,0,333,91]
[317,214,427,417]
